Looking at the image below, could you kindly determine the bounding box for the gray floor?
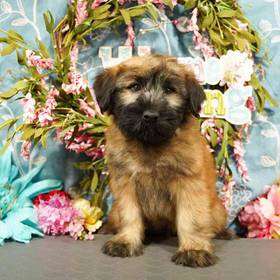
[0,235,280,280]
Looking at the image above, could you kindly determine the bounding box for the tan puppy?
[94,55,228,267]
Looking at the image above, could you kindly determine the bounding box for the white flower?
[0,1,12,13]
[220,50,254,87]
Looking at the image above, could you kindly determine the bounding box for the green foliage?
[197,0,261,55]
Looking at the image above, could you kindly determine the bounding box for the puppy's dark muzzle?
[142,110,159,123]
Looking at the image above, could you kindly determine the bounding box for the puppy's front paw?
[102,240,143,257]
[171,250,218,267]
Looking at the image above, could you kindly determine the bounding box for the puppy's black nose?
[142,110,159,122]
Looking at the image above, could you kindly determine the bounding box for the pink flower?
[26,50,53,70]
[176,8,214,59]
[85,147,104,159]
[62,71,88,95]
[221,179,236,210]
[21,141,31,160]
[67,142,93,153]
[85,232,95,240]
[21,92,37,124]
[38,109,53,127]
[79,99,96,117]
[268,185,280,215]
[57,125,100,158]
[75,0,88,26]
[92,0,107,9]
[125,24,136,47]
[233,139,250,182]
[246,96,256,111]
[239,200,271,238]
[34,191,81,236]
[68,217,85,240]
[38,87,59,127]
[200,119,223,144]
[239,184,280,239]
[70,44,79,70]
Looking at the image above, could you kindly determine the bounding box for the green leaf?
[120,9,131,25]
[209,29,227,46]
[73,161,93,170]
[238,30,257,43]
[217,122,229,165]
[0,43,16,56]
[200,12,214,29]
[41,131,48,148]
[21,126,35,140]
[262,85,278,107]
[36,38,50,58]
[208,128,218,147]
[184,0,197,10]
[15,80,29,90]
[0,88,18,99]
[217,10,237,18]
[86,126,106,134]
[236,37,247,51]
[0,118,18,131]
[0,37,9,43]
[92,11,111,20]
[16,50,25,65]
[43,10,55,33]
[0,131,17,156]
[34,127,45,138]
[15,123,25,132]
[98,114,112,126]
[92,4,111,18]
[146,3,159,21]
[163,0,174,9]
[91,171,99,192]
[7,30,24,42]
[91,189,104,208]
[128,7,147,17]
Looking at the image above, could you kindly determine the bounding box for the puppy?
[94,54,227,267]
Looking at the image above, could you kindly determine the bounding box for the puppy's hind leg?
[102,178,144,257]
[211,199,239,240]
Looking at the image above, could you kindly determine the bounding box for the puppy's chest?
[129,155,178,220]
[110,148,180,221]
[134,170,174,222]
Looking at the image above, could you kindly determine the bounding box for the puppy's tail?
[215,229,239,240]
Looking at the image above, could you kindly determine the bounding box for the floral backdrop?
[0,0,280,244]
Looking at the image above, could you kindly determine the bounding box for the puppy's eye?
[165,87,175,94]
[129,83,142,92]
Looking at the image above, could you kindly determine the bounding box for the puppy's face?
[94,55,205,145]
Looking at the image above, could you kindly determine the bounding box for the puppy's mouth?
[116,107,182,145]
[134,120,173,145]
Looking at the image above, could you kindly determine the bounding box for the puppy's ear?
[93,68,119,113]
[185,75,205,117]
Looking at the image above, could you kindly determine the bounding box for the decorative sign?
[99,46,151,68]
[200,87,252,125]
[98,46,252,125]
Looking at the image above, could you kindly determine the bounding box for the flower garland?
[0,0,277,222]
